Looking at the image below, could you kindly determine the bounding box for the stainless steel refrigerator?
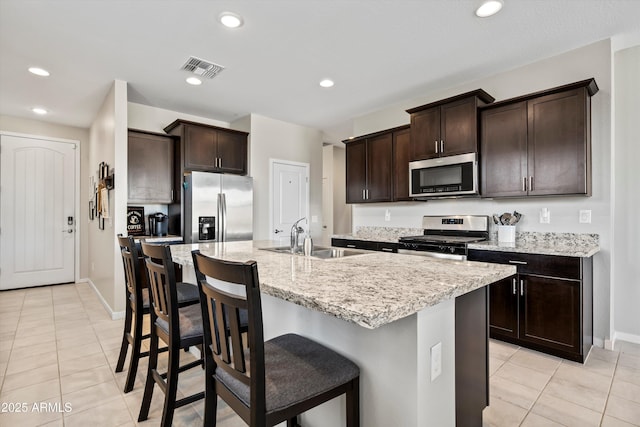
[183,171,253,243]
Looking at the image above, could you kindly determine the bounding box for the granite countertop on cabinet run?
[468,232,600,258]
[332,226,423,243]
[171,240,515,330]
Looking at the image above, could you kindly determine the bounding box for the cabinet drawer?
[468,250,581,280]
[377,242,398,253]
[332,238,382,252]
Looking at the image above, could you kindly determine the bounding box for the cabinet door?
[217,130,247,175]
[184,125,216,170]
[480,102,528,197]
[128,131,174,203]
[527,88,589,196]
[440,97,478,156]
[345,140,367,203]
[410,107,440,160]
[393,128,411,201]
[366,133,393,202]
[519,275,581,354]
[488,275,519,340]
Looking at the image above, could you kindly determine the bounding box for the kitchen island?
[171,240,515,427]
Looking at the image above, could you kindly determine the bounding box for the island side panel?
[455,286,489,427]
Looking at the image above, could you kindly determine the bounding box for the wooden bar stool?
[137,242,204,427]
[192,250,360,427]
[115,236,200,393]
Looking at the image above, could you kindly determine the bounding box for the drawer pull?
[346,244,356,248]
[381,248,393,252]
[509,260,528,265]
[520,279,524,296]
[512,278,516,295]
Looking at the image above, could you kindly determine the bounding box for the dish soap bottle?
[303,232,313,256]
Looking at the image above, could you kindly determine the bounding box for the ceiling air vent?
[180,56,225,79]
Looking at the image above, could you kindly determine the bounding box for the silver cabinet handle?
[362,189,366,200]
[381,247,393,252]
[435,140,439,154]
[522,176,527,192]
[529,176,533,191]
[520,279,524,296]
[366,189,369,200]
[508,260,528,265]
[512,278,516,295]
[346,244,356,248]
[440,140,444,153]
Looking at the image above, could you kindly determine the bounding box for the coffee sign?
[127,206,145,236]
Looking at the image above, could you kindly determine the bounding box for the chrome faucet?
[290,217,306,253]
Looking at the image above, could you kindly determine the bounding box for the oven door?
[409,152,478,198]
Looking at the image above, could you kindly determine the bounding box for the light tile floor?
[0,282,639,427]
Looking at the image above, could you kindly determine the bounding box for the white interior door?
[271,160,309,244]
[0,134,76,290]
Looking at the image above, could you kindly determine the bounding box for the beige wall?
[613,44,640,340]
[127,102,229,133]
[244,114,324,241]
[0,115,90,279]
[88,80,128,315]
[351,39,614,344]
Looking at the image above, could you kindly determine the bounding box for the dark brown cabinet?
[127,129,175,204]
[164,119,248,175]
[480,79,598,198]
[407,90,494,161]
[392,127,411,201]
[467,249,593,362]
[344,125,410,204]
[345,132,393,203]
[331,238,398,253]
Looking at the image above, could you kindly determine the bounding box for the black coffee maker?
[149,212,168,236]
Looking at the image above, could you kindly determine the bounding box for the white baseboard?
[82,277,125,320]
[613,331,640,346]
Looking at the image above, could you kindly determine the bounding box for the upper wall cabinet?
[127,129,175,204]
[344,125,410,204]
[164,119,249,175]
[480,79,598,198]
[406,90,494,161]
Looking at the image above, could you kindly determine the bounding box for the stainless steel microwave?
[409,152,478,198]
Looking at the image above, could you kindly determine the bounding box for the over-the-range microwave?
[409,152,478,198]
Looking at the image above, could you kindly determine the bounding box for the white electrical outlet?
[311,215,318,223]
[384,209,391,222]
[579,210,592,224]
[430,342,442,381]
[539,208,551,224]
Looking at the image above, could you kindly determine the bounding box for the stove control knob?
[449,247,455,253]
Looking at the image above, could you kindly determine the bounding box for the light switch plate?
[539,208,551,224]
[430,342,442,381]
[384,209,391,222]
[311,215,318,223]
[579,210,592,224]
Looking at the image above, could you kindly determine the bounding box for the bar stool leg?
[160,340,180,427]
[115,303,133,373]
[123,314,143,393]
[138,325,158,422]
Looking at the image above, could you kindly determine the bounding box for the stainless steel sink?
[259,245,365,259]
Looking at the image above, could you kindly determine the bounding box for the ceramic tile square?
[543,377,609,413]
[58,351,108,377]
[60,364,115,395]
[64,395,133,427]
[5,350,58,376]
[573,354,617,378]
[489,339,519,361]
[494,361,553,391]
[62,379,122,413]
[601,414,639,426]
[615,365,640,387]
[530,393,602,426]
[605,395,640,426]
[1,363,59,392]
[610,376,640,405]
[489,356,505,376]
[509,348,562,375]
[0,378,60,403]
[483,396,528,427]
[520,412,565,426]
[490,375,541,410]
[12,331,56,349]
[57,341,103,362]
[14,323,56,339]
[590,346,620,363]
[617,341,640,358]
[554,362,613,393]
[619,353,640,371]
[9,340,57,360]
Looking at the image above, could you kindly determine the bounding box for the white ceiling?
[1,0,639,142]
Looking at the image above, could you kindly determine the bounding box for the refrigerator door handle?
[217,193,222,242]
[221,193,227,242]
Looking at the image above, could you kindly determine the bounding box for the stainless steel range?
[398,215,489,260]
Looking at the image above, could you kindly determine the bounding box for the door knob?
[274,229,283,234]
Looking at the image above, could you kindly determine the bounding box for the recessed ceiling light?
[475,0,503,17]
[186,77,203,86]
[319,79,335,88]
[28,67,50,77]
[219,12,243,28]
[32,107,48,115]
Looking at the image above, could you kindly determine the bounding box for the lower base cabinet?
[331,238,398,253]
[467,250,593,363]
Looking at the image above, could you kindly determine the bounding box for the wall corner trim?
[81,277,125,320]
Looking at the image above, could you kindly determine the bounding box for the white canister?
[497,225,516,243]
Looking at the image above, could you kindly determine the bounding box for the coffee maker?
[149,212,168,236]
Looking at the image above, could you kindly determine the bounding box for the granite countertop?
[334,227,600,258]
[468,232,600,257]
[170,240,515,329]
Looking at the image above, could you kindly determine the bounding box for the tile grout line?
[0,291,25,394]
